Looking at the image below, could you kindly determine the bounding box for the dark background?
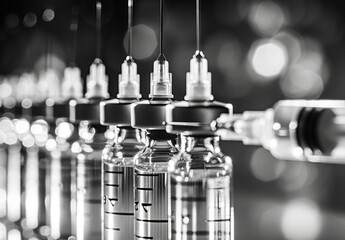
[2,0,345,239]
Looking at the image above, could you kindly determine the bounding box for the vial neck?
[79,121,107,144]
[145,130,177,149]
[115,126,142,144]
[180,134,221,154]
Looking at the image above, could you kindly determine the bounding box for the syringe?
[99,0,144,238]
[213,99,345,164]
[46,65,83,240]
[131,0,178,238]
[69,2,110,239]
[165,0,234,237]
[45,8,83,238]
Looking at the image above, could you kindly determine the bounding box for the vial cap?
[16,73,36,102]
[37,69,61,102]
[62,66,83,100]
[117,56,141,99]
[165,101,232,135]
[85,58,109,99]
[185,50,213,101]
[149,58,173,99]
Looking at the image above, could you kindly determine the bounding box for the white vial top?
[16,72,36,102]
[185,50,213,101]
[117,56,141,99]
[149,58,173,98]
[37,69,61,102]
[62,66,83,100]
[85,58,109,99]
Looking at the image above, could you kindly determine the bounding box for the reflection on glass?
[50,150,75,239]
[102,127,144,240]
[76,157,102,240]
[49,120,76,240]
[0,222,6,240]
[7,143,22,223]
[24,120,50,237]
[0,144,7,219]
[72,122,107,240]
[7,229,21,240]
[50,153,61,239]
[169,136,233,240]
[25,147,39,229]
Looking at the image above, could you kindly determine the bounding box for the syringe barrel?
[267,100,345,162]
[218,100,345,163]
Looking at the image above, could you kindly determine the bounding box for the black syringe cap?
[69,97,105,124]
[14,103,22,117]
[31,102,47,118]
[100,99,138,126]
[131,99,171,130]
[46,99,70,122]
[166,101,232,135]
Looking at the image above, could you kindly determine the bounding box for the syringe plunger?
[85,58,109,99]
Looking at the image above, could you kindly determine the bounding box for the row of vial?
[8,0,345,239]
[0,44,234,240]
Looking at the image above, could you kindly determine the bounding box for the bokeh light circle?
[280,66,324,98]
[281,199,322,240]
[42,9,55,22]
[250,148,286,182]
[248,1,287,36]
[23,12,37,27]
[123,24,157,60]
[249,39,288,79]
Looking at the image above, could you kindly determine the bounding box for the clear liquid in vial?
[103,164,134,239]
[102,127,144,240]
[134,170,169,240]
[76,157,102,240]
[170,173,232,240]
[50,153,74,239]
[7,144,23,224]
[24,146,50,238]
[0,145,7,219]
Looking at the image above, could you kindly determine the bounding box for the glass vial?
[134,130,178,240]
[102,126,144,239]
[169,135,234,240]
[24,119,50,238]
[71,121,107,240]
[49,120,78,239]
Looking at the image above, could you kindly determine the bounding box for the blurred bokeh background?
[1,0,345,239]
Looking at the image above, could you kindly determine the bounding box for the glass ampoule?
[71,121,108,240]
[168,134,233,240]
